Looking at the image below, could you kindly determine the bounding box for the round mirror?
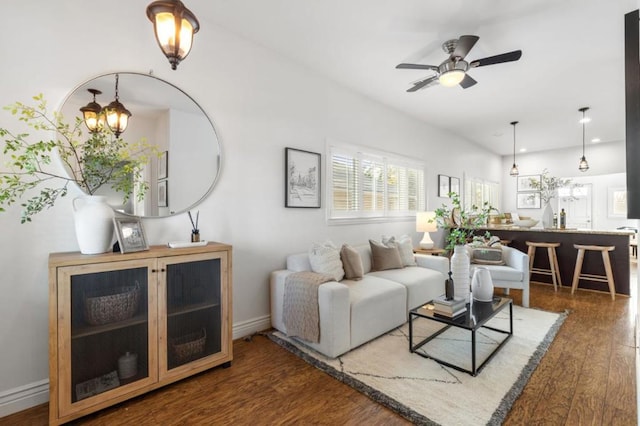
[60,72,221,217]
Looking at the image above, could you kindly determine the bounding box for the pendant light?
[104,74,132,138]
[578,107,590,172]
[79,89,104,133]
[509,121,519,177]
[147,0,200,70]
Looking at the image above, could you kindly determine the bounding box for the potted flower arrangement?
[431,192,493,252]
[527,169,574,228]
[0,94,157,252]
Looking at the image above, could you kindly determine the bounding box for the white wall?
[0,1,501,415]
[501,141,628,225]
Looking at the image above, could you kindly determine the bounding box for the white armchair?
[470,245,530,307]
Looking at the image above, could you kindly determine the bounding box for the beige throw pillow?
[309,241,345,281]
[382,235,416,267]
[369,239,404,271]
[340,244,364,280]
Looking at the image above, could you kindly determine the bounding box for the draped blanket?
[283,271,334,343]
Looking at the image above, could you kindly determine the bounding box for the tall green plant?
[431,192,493,251]
[0,94,157,222]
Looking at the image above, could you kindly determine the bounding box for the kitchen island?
[478,226,633,296]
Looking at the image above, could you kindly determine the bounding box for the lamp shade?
[147,0,200,70]
[416,211,437,232]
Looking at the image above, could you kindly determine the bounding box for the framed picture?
[157,180,168,207]
[608,187,627,218]
[158,151,168,180]
[450,176,460,197]
[113,217,149,253]
[516,192,541,209]
[285,148,321,208]
[438,174,450,198]
[517,174,540,192]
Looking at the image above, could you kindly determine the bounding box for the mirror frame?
[59,71,222,218]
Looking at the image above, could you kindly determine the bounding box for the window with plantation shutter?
[328,143,425,222]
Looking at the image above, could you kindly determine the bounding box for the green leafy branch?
[431,192,493,251]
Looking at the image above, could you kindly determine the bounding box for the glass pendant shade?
[510,163,519,176]
[105,74,131,138]
[579,155,589,172]
[147,0,200,70]
[79,89,104,133]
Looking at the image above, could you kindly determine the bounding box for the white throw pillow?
[308,241,345,281]
[382,235,416,267]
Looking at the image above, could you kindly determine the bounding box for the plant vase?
[451,245,471,302]
[541,202,554,229]
[72,195,115,254]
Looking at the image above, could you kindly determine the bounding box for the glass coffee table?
[409,296,513,376]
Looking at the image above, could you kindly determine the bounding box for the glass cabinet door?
[57,259,157,415]
[159,251,229,377]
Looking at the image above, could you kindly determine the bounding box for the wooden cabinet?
[48,243,232,425]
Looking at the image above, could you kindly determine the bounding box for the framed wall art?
[450,176,460,197]
[158,151,168,180]
[113,217,149,253]
[517,174,540,192]
[285,148,321,208]
[157,180,168,207]
[516,192,541,209]
[608,187,627,218]
[438,174,450,198]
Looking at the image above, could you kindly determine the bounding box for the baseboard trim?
[0,316,274,418]
[0,379,49,418]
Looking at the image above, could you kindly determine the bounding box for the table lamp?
[416,211,437,249]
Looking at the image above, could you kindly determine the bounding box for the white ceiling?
[197,0,636,156]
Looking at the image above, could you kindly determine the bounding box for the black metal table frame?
[409,299,513,376]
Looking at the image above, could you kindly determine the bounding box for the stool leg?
[552,248,563,288]
[527,245,535,281]
[601,251,616,300]
[547,247,558,291]
[571,249,585,295]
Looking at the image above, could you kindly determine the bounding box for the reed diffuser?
[188,211,200,242]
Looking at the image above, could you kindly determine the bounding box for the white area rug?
[269,306,567,426]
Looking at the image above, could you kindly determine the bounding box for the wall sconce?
[79,89,105,133]
[578,107,590,172]
[416,211,438,249]
[104,74,132,138]
[509,121,519,177]
[146,0,200,70]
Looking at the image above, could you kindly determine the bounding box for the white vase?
[541,202,554,229]
[451,245,471,302]
[72,195,115,254]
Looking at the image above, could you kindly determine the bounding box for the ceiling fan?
[396,35,522,92]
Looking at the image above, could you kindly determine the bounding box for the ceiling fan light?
[439,70,465,87]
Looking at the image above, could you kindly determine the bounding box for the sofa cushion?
[370,266,445,312]
[309,241,345,281]
[382,235,416,267]
[369,239,403,271]
[340,244,364,280]
[344,275,406,348]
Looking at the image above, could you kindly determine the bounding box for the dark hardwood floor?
[2,266,637,425]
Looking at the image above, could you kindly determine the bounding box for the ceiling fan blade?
[470,50,522,68]
[396,63,439,71]
[452,35,479,59]
[407,76,439,92]
[459,74,477,89]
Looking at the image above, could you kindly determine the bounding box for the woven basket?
[84,281,140,326]
[170,328,206,364]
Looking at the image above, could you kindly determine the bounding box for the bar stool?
[526,241,562,291]
[571,244,616,300]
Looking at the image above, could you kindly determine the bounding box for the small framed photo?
[516,192,541,209]
[517,174,540,192]
[450,176,460,197]
[285,147,321,208]
[158,151,168,180]
[157,180,168,207]
[438,174,450,198]
[113,217,149,253]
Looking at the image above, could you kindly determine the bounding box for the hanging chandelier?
[146,0,200,70]
[578,107,590,172]
[79,89,105,133]
[104,74,132,138]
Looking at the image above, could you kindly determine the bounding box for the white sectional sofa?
[270,243,448,358]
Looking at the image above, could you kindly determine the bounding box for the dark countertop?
[479,225,635,236]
